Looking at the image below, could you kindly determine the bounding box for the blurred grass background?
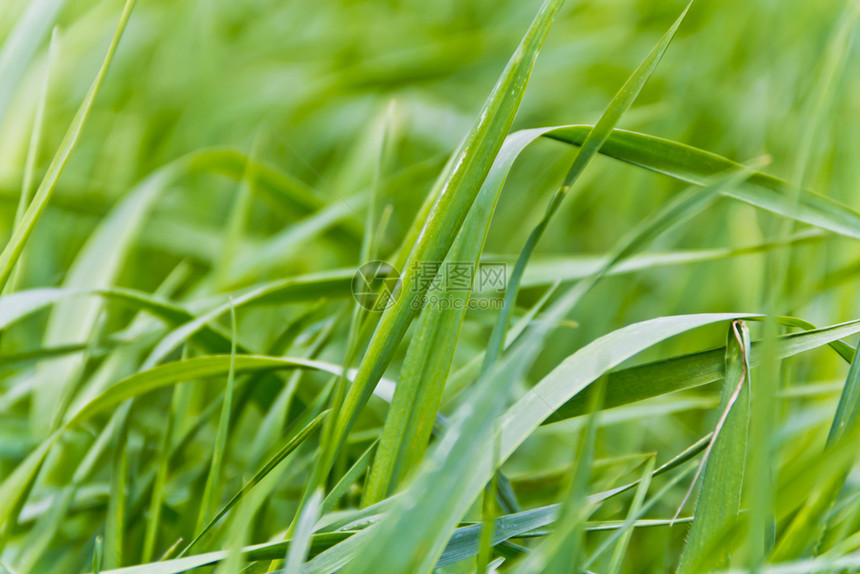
[0,0,858,571]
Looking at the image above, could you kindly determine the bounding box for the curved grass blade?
[363,127,556,504]
[546,126,860,240]
[32,156,176,434]
[0,0,137,290]
[550,317,860,423]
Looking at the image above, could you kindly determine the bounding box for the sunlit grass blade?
[284,489,323,573]
[551,317,860,422]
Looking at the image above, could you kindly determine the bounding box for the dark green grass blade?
[551,317,860,422]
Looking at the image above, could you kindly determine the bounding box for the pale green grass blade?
[513,386,602,574]
[64,355,395,428]
[105,413,130,569]
[4,27,57,295]
[194,302,238,536]
[0,0,137,290]
[677,321,752,573]
[606,457,656,574]
[0,0,64,122]
[284,489,323,573]
[326,0,568,476]
[31,156,177,434]
[482,1,694,375]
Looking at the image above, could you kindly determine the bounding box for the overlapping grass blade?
[4,27,57,295]
[482,0,695,376]
[364,128,557,504]
[32,157,175,434]
[772,328,860,560]
[325,0,569,480]
[192,303,239,543]
[677,321,751,573]
[551,317,860,422]
[181,411,327,557]
[512,386,602,574]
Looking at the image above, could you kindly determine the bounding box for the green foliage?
[1,0,859,572]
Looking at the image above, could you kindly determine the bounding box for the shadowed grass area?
[0,0,859,572]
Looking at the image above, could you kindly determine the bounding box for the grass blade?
[325,0,568,479]
[482,1,695,376]
[676,321,752,573]
[0,0,137,290]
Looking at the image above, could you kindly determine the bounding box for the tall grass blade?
[0,0,137,290]
[676,321,751,573]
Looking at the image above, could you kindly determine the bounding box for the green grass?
[1,0,859,572]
